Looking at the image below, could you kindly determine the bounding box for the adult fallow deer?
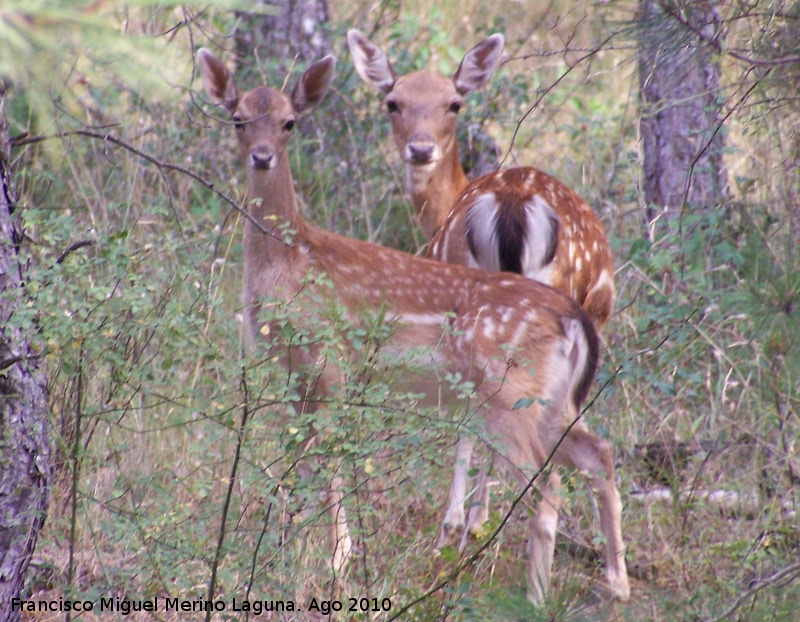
[348,30,620,563]
[195,47,629,603]
[347,29,614,327]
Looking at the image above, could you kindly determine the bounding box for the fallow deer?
[348,30,620,559]
[195,48,629,603]
[347,30,615,327]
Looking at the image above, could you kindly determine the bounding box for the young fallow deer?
[348,30,620,562]
[196,48,629,603]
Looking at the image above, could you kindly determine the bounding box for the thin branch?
[205,365,252,622]
[679,67,766,211]
[0,353,41,372]
[658,0,800,68]
[503,32,617,162]
[11,129,291,248]
[705,562,800,622]
[55,239,95,265]
[387,409,587,621]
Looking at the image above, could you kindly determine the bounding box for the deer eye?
[449,100,462,114]
[385,99,399,114]
[231,115,244,130]
[283,119,296,132]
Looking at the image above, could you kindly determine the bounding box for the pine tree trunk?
[0,89,51,621]
[638,0,728,234]
[235,0,332,70]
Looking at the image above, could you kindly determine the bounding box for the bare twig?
[503,32,617,162]
[705,561,800,622]
[11,129,291,248]
[0,355,21,372]
[387,409,587,621]
[657,0,800,68]
[55,239,95,265]
[205,365,252,622]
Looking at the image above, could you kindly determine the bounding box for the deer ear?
[453,34,504,95]
[291,55,335,117]
[348,29,396,95]
[196,48,239,113]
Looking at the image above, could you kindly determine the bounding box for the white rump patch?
[465,193,502,272]
[465,193,559,284]
[520,196,558,284]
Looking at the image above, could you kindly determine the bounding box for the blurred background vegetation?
[2,0,799,620]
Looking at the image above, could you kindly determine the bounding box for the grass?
[10,1,800,620]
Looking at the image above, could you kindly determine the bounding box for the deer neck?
[242,153,304,292]
[406,145,469,241]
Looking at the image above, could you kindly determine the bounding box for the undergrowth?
[7,1,799,620]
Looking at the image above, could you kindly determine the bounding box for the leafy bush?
[7,1,799,620]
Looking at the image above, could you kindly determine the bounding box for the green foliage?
[6,1,800,620]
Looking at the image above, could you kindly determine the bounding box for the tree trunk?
[235,0,332,70]
[0,88,51,621]
[638,0,728,234]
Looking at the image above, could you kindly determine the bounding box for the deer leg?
[459,463,490,551]
[326,475,352,574]
[526,472,561,605]
[490,416,562,605]
[297,424,352,574]
[592,464,629,600]
[437,435,474,548]
[554,426,630,601]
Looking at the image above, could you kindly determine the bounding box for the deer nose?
[250,148,275,170]
[406,133,435,164]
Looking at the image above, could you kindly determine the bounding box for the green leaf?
[513,396,535,410]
